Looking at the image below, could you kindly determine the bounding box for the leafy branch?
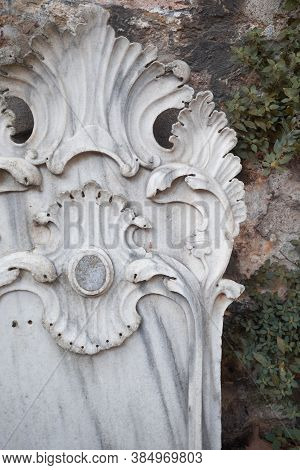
[225,2,299,174]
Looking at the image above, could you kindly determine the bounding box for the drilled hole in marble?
[28,320,32,325]
[106,340,109,343]
[58,333,61,337]
[6,96,34,143]
[153,108,179,149]
[119,333,122,337]
[11,320,18,328]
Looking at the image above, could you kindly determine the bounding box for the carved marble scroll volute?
[0,4,246,450]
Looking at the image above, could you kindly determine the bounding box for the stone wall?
[0,0,298,449]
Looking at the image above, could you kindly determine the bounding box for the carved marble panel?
[0,5,246,450]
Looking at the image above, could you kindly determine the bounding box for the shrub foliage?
[225,1,299,174]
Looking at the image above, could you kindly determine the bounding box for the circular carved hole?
[119,333,122,337]
[153,108,179,149]
[106,340,109,343]
[11,320,18,328]
[28,320,32,325]
[6,96,34,143]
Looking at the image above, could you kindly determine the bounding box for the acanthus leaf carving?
[0,5,193,188]
[146,91,246,288]
[147,91,246,237]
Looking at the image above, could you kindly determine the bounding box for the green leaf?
[235,122,247,132]
[253,352,268,366]
[255,120,267,131]
[286,428,300,441]
[277,336,286,354]
[272,374,280,386]
[244,120,257,129]
[274,137,285,153]
[283,88,299,101]
[283,0,299,11]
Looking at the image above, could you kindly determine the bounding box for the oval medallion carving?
[68,248,114,297]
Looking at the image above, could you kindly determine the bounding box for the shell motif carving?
[0,4,246,449]
[31,181,153,354]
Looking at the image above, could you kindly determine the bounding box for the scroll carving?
[0,4,246,449]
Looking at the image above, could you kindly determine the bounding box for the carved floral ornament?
[0,5,246,449]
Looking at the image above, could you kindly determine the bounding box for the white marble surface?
[0,5,246,449]
[0,290,189,449]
